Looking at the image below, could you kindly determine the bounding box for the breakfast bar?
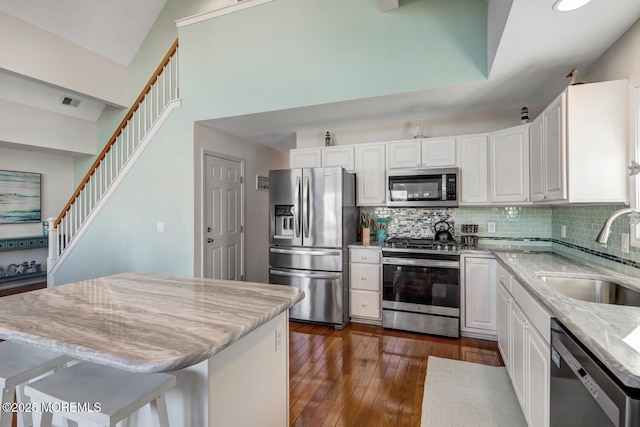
[0,272,304,426]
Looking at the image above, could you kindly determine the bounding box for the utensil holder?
[461,224,479,234]
[361,227,370,245]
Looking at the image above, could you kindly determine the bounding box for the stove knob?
[437,245,442,250]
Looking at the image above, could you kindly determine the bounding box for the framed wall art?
[0,170,41,224]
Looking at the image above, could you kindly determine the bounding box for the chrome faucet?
[595,208,635,246]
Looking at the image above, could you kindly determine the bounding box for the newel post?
[47,217,58,287]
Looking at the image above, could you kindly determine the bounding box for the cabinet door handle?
[362,302,368,307]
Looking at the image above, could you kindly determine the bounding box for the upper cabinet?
[421,137,457,168]
[387,140,421,169]
[530,80,628,204]
[489,124,530,204]
[290,146,355,172]
[356,143,386,206]
[290,148,321,168]
[322,146,355,171]
[388,138,457,169]
[459,134,489,205]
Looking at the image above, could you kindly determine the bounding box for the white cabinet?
[290,146,355,171]
[387,137,457,169]
[461,255,497,338]
[529,114,545,201]
[526,324,551,427]
[489,125,530,204]
[530,79,628,204]
[290,148,321,168]
[510,302,528,411]
[356,143,386,206]
[496,282,512,371]
[388,140,421,169]
[349,248,382,324]
[459,134,489,205]
[321,146,355,171]
[497,262,551,427]
[421,137,457,167]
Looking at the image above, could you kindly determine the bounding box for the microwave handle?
[441,174,446,201]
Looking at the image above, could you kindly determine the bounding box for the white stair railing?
[48,40,180,273]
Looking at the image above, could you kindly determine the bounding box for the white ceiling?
[0,0,167,66]
[2,0,640,151]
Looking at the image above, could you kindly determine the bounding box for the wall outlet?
[487,222,496,233]
[275,326,284,352]
[561,225,566,238]
[622,233,630,254]
[156,222,165,233]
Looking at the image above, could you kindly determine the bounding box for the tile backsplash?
[359,204,640,274]
[360,207,455,239]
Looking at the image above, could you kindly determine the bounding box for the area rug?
[421,356,527,427]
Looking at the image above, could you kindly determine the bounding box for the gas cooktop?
[382,237,460,253]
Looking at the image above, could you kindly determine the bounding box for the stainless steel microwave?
[387,167,459,207]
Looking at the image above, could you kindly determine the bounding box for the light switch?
[157,222,165,233]
[488,222,496,233]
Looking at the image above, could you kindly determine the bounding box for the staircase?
[47,39,180,280]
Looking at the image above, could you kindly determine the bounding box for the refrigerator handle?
[295,176,301,238]
[303,175,310,238]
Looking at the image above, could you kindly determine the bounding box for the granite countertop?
[493,252,640,388]
[0,272,304,373]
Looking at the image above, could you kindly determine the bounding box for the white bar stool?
[0,342,72,427]
[24,362,176,427]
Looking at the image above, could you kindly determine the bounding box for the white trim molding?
[176,0,276,28]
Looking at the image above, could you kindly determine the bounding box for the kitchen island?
[0,272,304,426]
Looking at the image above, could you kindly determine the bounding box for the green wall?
[179,0,487,121]
[55,0,489,283]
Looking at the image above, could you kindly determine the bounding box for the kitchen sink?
[539,275,640,307]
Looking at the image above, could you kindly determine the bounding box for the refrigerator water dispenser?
[274,205,295,238]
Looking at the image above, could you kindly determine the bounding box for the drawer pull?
[361,256,368,260]
[360,276,367,280]
[362,302,368,307]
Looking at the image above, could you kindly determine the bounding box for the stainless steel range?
[382,237,460,338]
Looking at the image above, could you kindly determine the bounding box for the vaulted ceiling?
[2,0,640,151]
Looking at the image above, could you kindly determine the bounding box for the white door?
[204,154,243,280]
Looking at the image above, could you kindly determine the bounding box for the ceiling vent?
[61,96,81,107]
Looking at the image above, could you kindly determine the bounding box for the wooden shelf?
[0,271,46,284]
[0,236,48,284]
[0,236,48,251]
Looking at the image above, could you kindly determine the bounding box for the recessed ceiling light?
[552,0,592,12]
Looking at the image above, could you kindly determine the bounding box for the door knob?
[207,238,214,243]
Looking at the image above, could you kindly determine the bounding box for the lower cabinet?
[497,267,551,427]
[461,255,497,338]
[349,248,382,324]
[496,272,512,370]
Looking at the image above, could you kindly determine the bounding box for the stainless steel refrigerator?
[268,167,357,329]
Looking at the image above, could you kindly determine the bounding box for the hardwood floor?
[289,321,503,427]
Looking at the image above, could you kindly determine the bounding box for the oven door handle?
[382,257,459,269]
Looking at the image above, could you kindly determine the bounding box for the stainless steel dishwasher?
[550,319,640,426]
